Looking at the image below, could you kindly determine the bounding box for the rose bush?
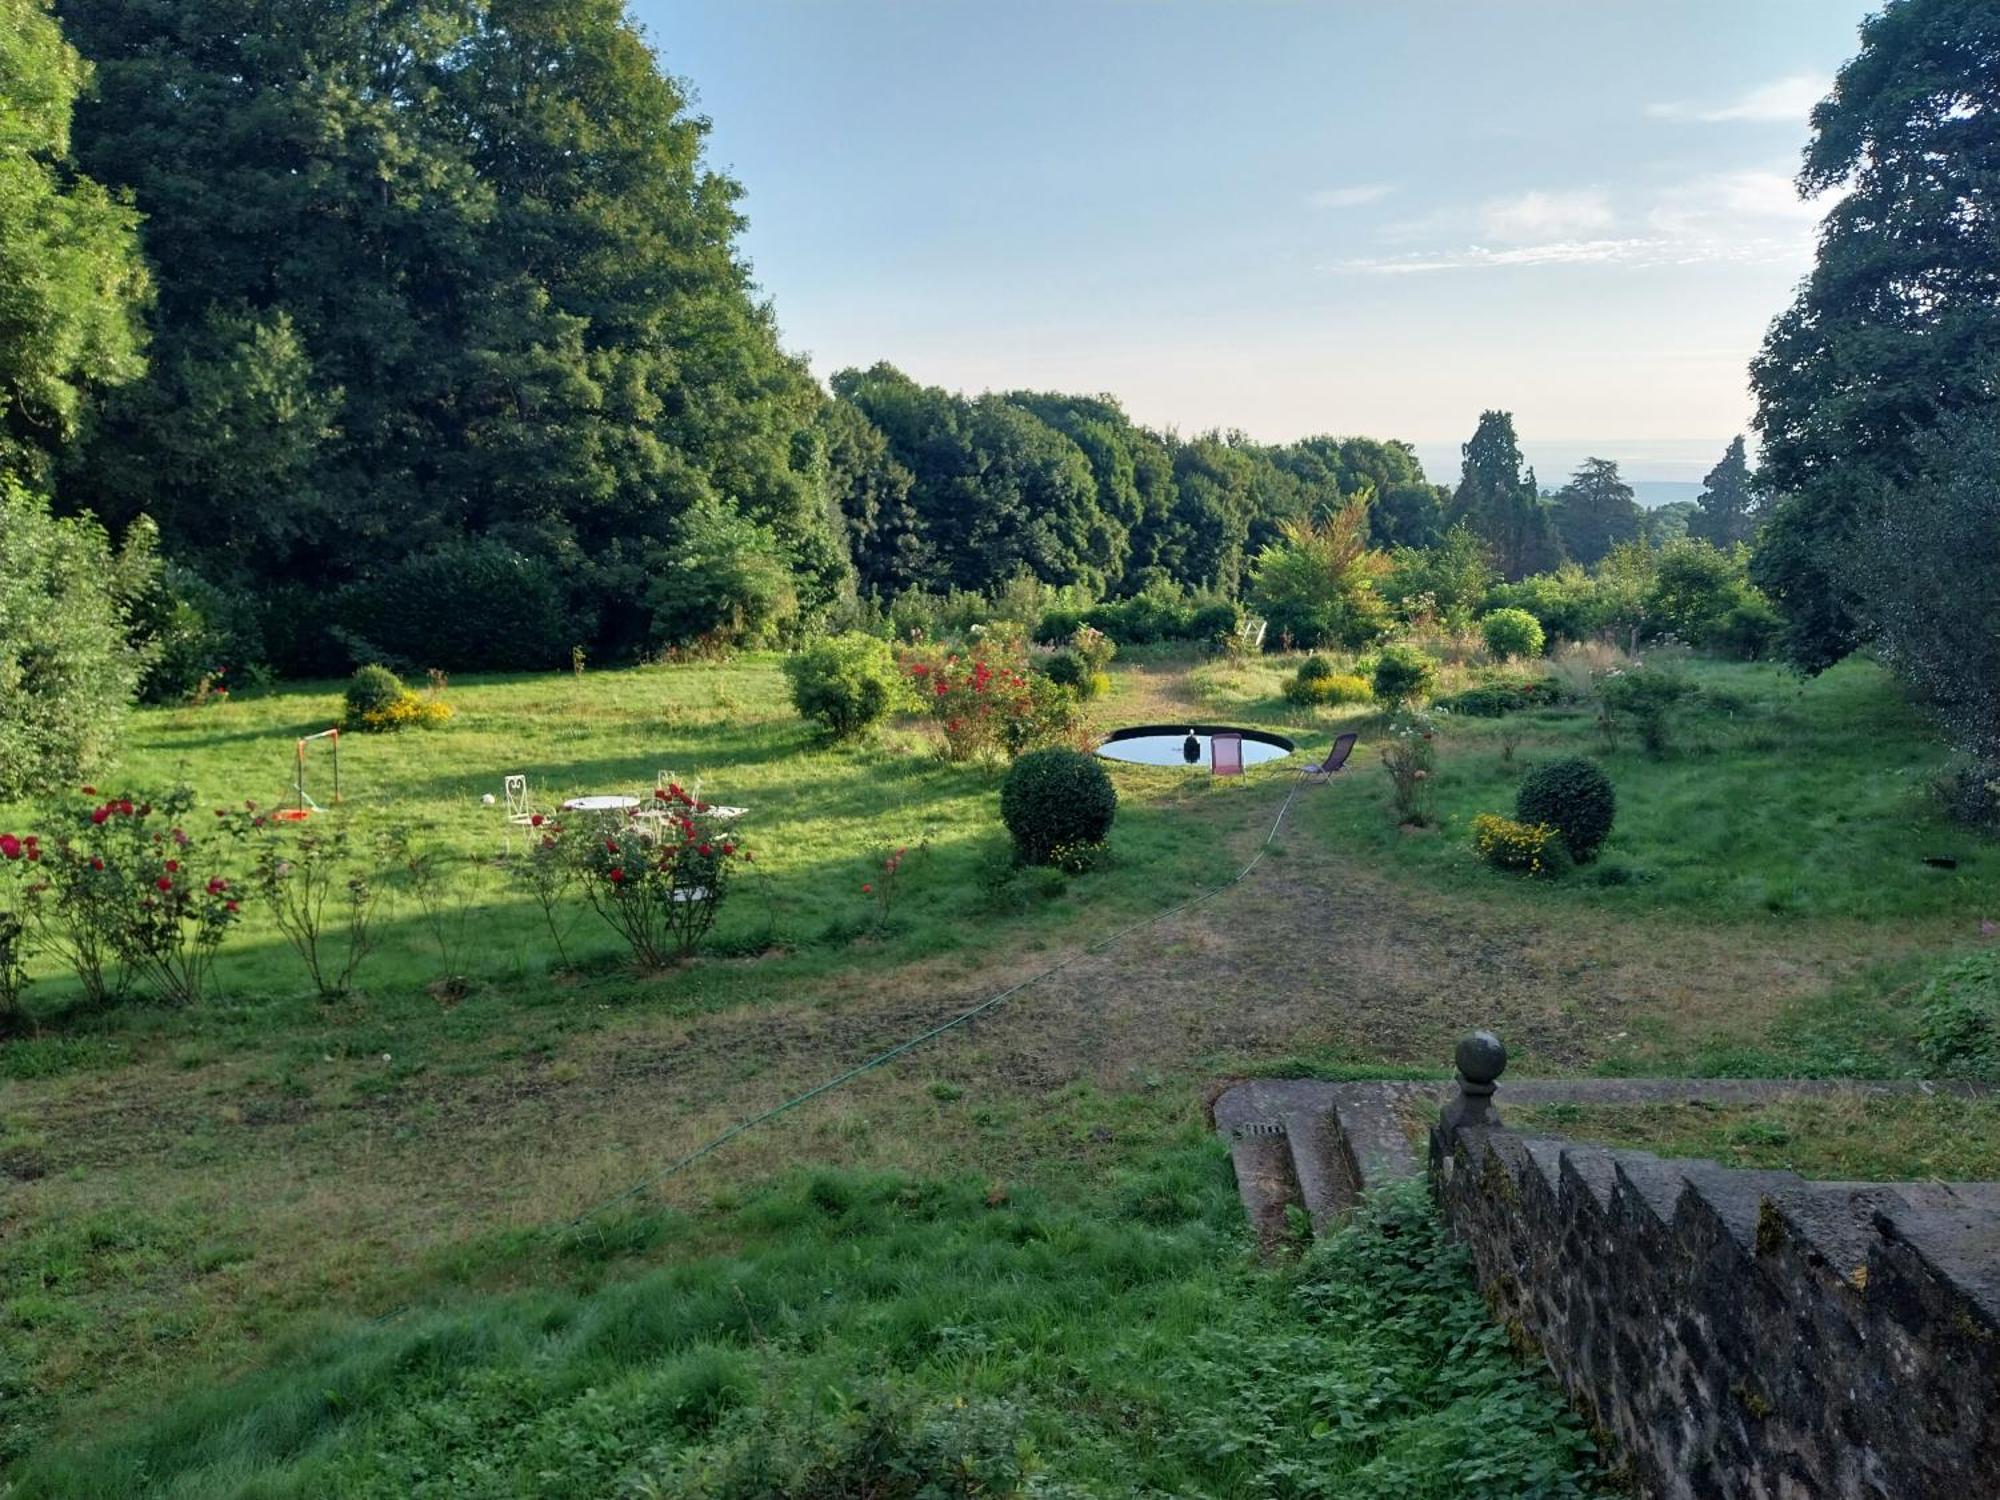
[555,784,749,967]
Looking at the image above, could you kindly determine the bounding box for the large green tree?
[1749,0,2000,672]
[57,0,843,666]
[1687,435,1758,548]
[1551,457,1641,566]
[1449,410,1561,580]
[832,364,1110,595]
[0,0,147,485]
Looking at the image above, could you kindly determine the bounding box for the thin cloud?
[1306,184,1393,209]
[1479,190,1614,242]
[1649,73,1828,124]
[1330,171,1833,276]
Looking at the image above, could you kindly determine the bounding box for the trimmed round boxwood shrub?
[343,663,405,723]
[1515,757,1616,863]
[784,632,901,738]
[1480,607,1546,662]
[1370,643,1438,706]
[1000,748,1117,866]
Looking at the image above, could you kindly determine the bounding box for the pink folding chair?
[1211,732,1245,777]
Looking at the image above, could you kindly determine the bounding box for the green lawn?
[1198,652,1998,921]
[1506,1092,2000,1182]
[1,646,1992,1491]
[5,1144,1604,1499]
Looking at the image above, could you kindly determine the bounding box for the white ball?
[481,793,497,806]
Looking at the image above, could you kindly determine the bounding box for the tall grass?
[8,1143,1603,1499]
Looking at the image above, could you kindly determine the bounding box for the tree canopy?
[1449,410,1562,580]
[57,0,843,667]
[1749,0,2000,672]
[1551,457,1640,567]
[1687,436,1758,548]
[0,0,148,485]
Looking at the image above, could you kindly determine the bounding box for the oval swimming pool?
[1095,724,1296,768]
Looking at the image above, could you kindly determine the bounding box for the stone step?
[1558,1142,1621,1212]
[1671,1160,1807,1251]
[1279,1102,1354,1236]
[1609,1151,1688,1225]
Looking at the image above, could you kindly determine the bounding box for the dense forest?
[2,0,1995,815]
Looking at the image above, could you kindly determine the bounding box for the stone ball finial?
[1455,1030,1507,1090]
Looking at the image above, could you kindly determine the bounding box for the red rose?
[90,857,105,871]
[699,843,712,856]
[862,883,873,894]
[26,846,40,862]
[155,876,173,892]
[225,900,239,913]
[164,859,180,873]
[721,843,734,855]
[608,867,626,884]
[207,877,227,894]
[605,839,619,855]
[118,800,134,816]
[530,813,544,827]
[91,806,110,825]
[0,835,19,860]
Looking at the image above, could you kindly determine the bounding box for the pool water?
[1095,727,1295,768]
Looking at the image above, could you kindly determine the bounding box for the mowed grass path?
[1,649,1992,1482]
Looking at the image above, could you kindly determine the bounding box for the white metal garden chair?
[502,774,536,850]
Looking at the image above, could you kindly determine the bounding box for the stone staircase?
[1213,1053,2000,1497]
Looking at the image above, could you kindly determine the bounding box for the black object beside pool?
[1096,724,1296,768]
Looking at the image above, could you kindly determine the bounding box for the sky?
[637,1,1877,483]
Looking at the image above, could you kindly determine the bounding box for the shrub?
[557,792,749,967]
[1485,565,1602,644]
[27,787,249,1006]
[1436,678,1559,717]
[1187,599,1245,647]
[344,663,404,721]
[1515,757,1615,863]
[1917,952,2000,1080]
[1033,607,1087,645]
[1041,648,1093,697]
[1250,501,1391,650]
[332,539,574,673]
[1471,813,1566,877]
[1379,709,1440,825]
[903,632,1081,762]
[1599,666,1699,756]
[1370,643,1438,706]
[1296,654,1337,684]
[1000,748,1117,865]
[647,499,798,650]
[248,822,384,998]
[1713,596,1782,660]
[1084,590,1193,645]
[784,633,900,738]
[131,561,266,704]
[343,664,451,733]
[1480,607,1546,661]
[0,480,152,800]
[1285,667,1372,707]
